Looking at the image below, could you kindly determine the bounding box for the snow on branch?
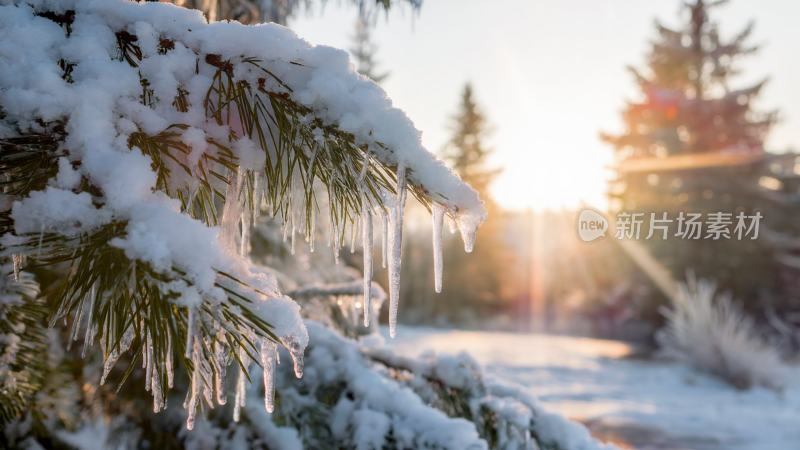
[0,0,485,428]
[362,332,612,450]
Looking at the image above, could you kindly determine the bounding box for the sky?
[291,0,800,211]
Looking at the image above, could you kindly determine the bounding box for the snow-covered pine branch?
[0,264,46,422]
[167,322,614,450]
[0,0,485,429]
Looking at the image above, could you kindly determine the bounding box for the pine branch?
[0,133,63,200]
[0,267,47,424]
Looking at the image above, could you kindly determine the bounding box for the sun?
[489,138,612,212]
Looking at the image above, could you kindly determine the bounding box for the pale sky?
[291,0,800,211]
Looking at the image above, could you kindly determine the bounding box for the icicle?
[233,348,248,422]
[69,292,87,346]
[81,285,97,358]
[145,326,166,413]
[100,358,115,386]
[202,369,214,408]
[260,339,278,413]
[362,199,373,327]
[456,215,478,253]
[185,336,202,430]
[213,333,228,406]
[432,203,444,294]
[140,327,148,369]
[166,330,174,388]
[388,165,408,338]
[186,368,199,430]
[144,330,153,392]
[185,307,197,359]
[220,169,244,254]
[184,381,192,409]
[151,367,164,413]
[11,253,22,281]
[387,208,399,336]
[350,218,358,254]
[233,371,245,422]
[252,173,262,222]
[285,338,304,379]
[381,211,388,269]
[100,326,134,385]
[332,217,341,265]
[309,205,316,252]
[448,216,458,234]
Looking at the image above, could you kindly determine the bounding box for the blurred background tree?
[350,6,389,83]
[401,84,524,327]
[601,0,800,332]
[170,0,420,25]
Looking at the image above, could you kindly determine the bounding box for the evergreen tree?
[601,0,795,320]
[442,84,500,196]
[402,84,520,324]
[349,10,389,83]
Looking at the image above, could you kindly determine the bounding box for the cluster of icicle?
[271,162,476,338]
[179,308,303,430]
[49,265,171,416]
[364,165,476,337]
[82,161,472,431]
[237,159,477,340]
[184,169,304,430]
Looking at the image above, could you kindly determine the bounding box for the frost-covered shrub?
[657,275,786,390]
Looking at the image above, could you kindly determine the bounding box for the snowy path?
[388,327,800,450]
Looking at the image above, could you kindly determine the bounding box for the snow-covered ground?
[388,327,800,450]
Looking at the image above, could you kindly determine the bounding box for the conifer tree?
[349,9,389,83]
[403,84,519,324]
[442,84,500,195]
[602,0,794,318]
